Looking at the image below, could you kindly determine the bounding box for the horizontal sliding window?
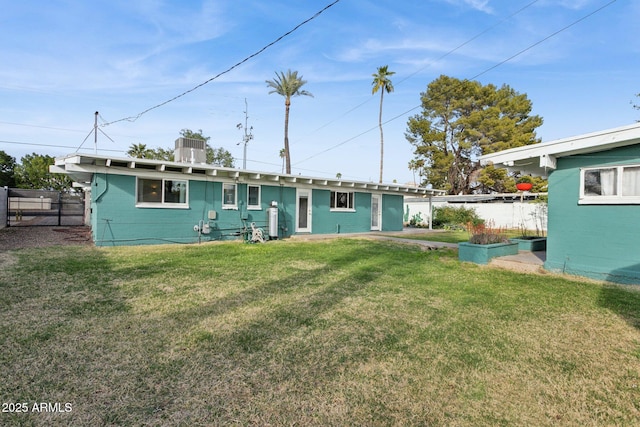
[330,191,354,211]
[137,178,188,208]
[580,164,640,204]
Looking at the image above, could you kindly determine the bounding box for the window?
[247,185,261,209]
[137,178,188,207]
[222,183,237,208]
[580,164,640,204]
[330,191,354,210]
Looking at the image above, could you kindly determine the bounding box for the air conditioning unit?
[174,137,207,164]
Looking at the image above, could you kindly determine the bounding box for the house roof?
[480,122,640,177]
[51,153,446,196]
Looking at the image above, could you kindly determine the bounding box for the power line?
[290,0,542,148]
[0,120,88,134]
[293,0,618,167]
[0,139,122,153]
[101,0,341,127]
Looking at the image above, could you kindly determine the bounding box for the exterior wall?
[0,187,7,229]
[545,145,640,284]
[91,174,300,246]
[311,190,371,234]
[90,173,402,246]
[404,199,547,232]
[382,194,404,231]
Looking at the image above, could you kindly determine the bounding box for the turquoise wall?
[545,145,640,284]
[91,174,298,246]
[382,194,404,232]
[311,190,371,234]
[90,173,402,246]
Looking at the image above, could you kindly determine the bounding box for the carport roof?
[480,123,640,177]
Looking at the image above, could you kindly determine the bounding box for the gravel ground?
[0,226,92,251]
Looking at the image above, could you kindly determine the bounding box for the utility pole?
[236,98,253,169]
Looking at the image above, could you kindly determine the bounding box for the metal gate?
[7,189,85,227]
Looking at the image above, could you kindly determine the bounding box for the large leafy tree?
[15,153,73,191]
[372,65,395,183]
[266,70,313,174]
[407,75,543,194]
[1,150,17,187]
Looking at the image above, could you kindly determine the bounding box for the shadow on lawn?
[597,279,640,331]
[180,244,380,343]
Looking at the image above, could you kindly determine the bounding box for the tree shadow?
[597,265,640,330]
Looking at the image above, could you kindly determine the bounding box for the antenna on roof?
[236,98,254,169]
[94,111,98,154]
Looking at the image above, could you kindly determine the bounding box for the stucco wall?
[89,173,403,246]
[544,145,640,284]
[404,199,547,232]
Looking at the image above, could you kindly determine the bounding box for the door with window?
[296,190,312,233]
[371,194,381,231]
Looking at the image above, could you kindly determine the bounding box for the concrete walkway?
[489,250,546,274]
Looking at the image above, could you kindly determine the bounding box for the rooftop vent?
[174,138,207,164]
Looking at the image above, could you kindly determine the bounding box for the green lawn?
[1,239,640,426]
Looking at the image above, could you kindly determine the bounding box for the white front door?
[371,194,381,231]
[296,190,312,233]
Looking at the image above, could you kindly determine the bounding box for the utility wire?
[101,0,341,127]
[290,0,541,146]
[0,139,122,153]
[293,0,618,167]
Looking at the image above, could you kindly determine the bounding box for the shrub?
[433,206,483,229]
[467,220,510,245]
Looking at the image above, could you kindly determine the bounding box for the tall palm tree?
[266,70,313,174]
[372,65,395,183]
[279,148,286,174]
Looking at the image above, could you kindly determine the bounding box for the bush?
[467,220,510,244]
[432,206,483,229]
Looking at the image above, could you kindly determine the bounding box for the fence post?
[57,191,62,226]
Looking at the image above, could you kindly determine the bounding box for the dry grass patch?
[1,239,639,426]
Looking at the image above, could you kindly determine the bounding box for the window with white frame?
[222,183,237,208]
[247,185,261,209]
[330,191,354,210]
[580,164,640,204]
[137,178,188,207]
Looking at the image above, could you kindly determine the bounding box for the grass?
[385,229,470,243]
[387,229,542,244]
[1,239,640,426]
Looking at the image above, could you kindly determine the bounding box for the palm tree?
[126,143,152,159]
[266,70,313,174]
[279,148,286,174]
[372,65,395,183]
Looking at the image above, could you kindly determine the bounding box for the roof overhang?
[51,153,446,196]
[480,123,640,177]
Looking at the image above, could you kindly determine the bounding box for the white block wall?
[405,199,547,232]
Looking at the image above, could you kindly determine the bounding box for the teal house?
[52,150,442,246]
[481,123,640,284]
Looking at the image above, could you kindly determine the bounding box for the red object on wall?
[516,182,533,191]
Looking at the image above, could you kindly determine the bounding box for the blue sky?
[1,0,638,185]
